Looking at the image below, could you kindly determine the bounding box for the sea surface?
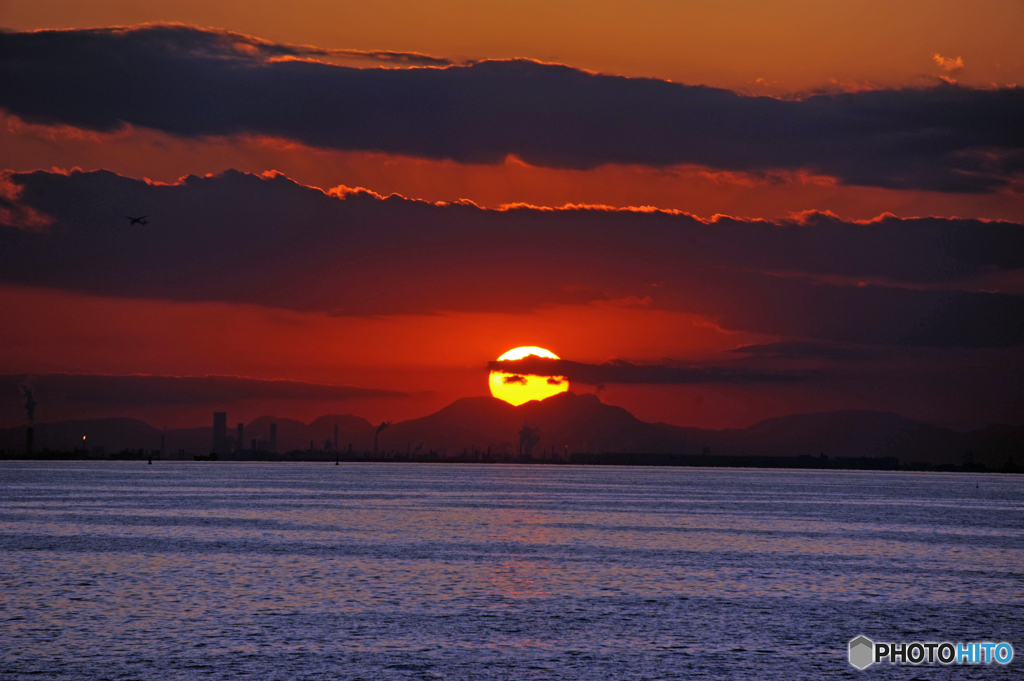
[0,462,1021,680]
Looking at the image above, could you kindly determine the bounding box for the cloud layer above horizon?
[2,373,407,407]
[2,25,1023,193]
[488,357,804,386]
[2,168,1023,348]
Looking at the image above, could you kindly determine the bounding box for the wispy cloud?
[933,53,965,73]
[726,341,881,361]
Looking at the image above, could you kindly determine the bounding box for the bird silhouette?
[126,215,149,225]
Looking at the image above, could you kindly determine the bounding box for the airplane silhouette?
[126,215,149,225]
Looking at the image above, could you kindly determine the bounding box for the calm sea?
[1,462,1021,679]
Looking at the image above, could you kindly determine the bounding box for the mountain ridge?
[1,393,1020,466]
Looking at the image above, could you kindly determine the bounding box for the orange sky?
[0,6,1021,433]
[0,283,774,427]
[3,0,1021,93]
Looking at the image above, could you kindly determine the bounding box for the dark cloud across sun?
[487,357,806,386]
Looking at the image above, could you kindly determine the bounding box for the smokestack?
[270,423,277,453]
[26,426,33,456]
[236,423,244,452]
[374,421,390,456]
[334,423,339,451]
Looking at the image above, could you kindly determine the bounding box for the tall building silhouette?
[213,412,231,455]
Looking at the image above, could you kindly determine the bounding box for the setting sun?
[489,346,569,406]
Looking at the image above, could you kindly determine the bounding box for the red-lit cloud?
[933,53,965,73]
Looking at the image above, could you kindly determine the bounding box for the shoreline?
[3,450,1020,473]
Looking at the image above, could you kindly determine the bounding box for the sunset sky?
[1,1,1022,431]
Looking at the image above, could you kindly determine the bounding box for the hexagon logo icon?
[849,635,874,669]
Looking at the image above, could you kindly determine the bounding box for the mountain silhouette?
[691,410,954,459]
[373,392,695,456]
[2,392,1020,466]
[372,393,1020,466]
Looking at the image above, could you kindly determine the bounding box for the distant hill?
[694,411,1023,466]
[2,393,1020,467]
[365,393,1023,466]
[0,413,374,455]
[375,392,690,456]
[685,410,954,460]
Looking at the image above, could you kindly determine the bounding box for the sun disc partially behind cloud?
[489,346,569,405]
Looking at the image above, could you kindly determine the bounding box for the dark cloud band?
[488,358,804,385]
[726,342,881,361]
[0,374,408,406]
[1,168,1022,347]
[1,25,1022,192]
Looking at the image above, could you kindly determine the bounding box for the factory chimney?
[374,421,390,456]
